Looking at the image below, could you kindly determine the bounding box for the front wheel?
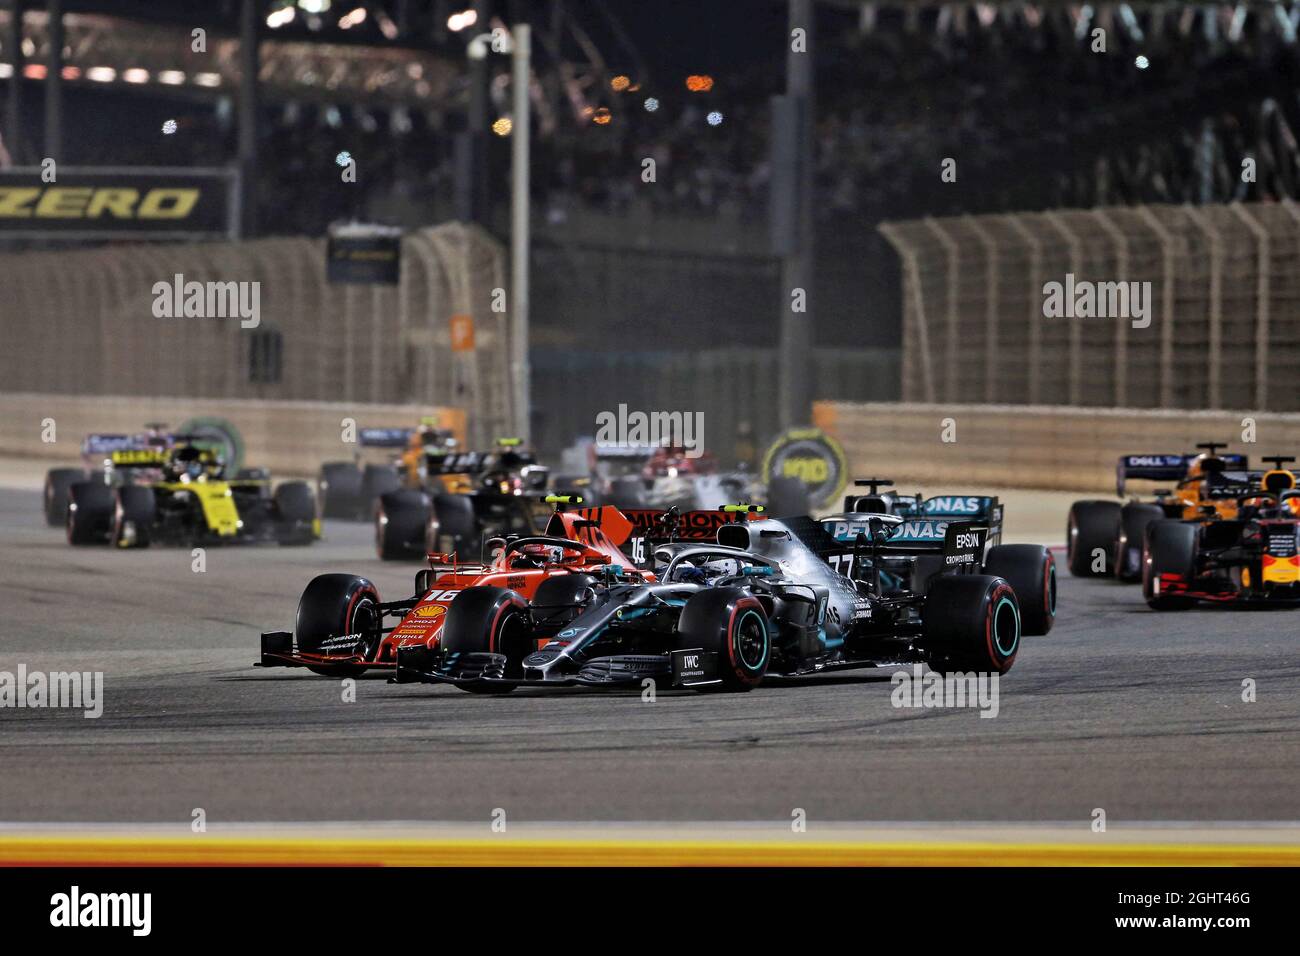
[67,481,114,545]
[112,485,156,548]
[44,468,86,527]
[676,586,770,691]
[1142,521,1198,610]
[294,573,383,677]
[1117,503,1164,582]
[983,544,1056,636]
[441,586,531,692]
[923,574,1020,675]
[273,480,317,546]
[1066,500,1121,577]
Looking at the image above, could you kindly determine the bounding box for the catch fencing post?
[1183,205,1224,408]
[964,215,1000,404]
[1135,207,1177,408]
[1229,204,1271,410]
[1043,212,1083,405]
[922,217,960,402]
[1092,210,1130,407]
[1004,215,1043,404]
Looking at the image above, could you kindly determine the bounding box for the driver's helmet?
[1185,452,1226,482]
[510,542,558,569]
[166,445,209,481]
[418,426,452,449]
[669,560,708,585]
[496,450,526,471]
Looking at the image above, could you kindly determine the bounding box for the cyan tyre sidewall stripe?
[733,607,769,672]
[992,594,1019,658]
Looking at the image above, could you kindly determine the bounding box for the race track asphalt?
[0,486,1297,826]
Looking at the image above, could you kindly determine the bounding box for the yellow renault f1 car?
[1067,442,1250,581]
[66,437,319,548]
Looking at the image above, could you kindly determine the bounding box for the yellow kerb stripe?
[1,837,1297,867]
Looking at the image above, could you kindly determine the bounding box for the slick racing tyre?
[441,586,531,693]
[676,586,770,691]
[376,489,431,561]
[361,464,401,517]
[112,485,156,549]
[1066,500,1122,577]
[1116,502,1165,583]
[923,574,1020,675]
[983,544,1056,636]
[530,574,598,634]
[430,493,478,557]
[318,462,363,520]
[295,573,383,677]
[66,481,115,545]
[273,481,317,546]
[44,468,86,527]
[1142,520,1198,610]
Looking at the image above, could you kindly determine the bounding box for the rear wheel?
[676,586,770,691]
[273,481,317,546]
[44,468,86,527]
[294,573,383,676]
[67,481,114,545]
[1142,520,1198,610]
[361,464,401,518]
[430,493,478,558]
[1066,500,1122,577]
[923,574,1020,674]
[112,485,156,548]
[441,586,530,693]
[376,489,431,560]
[1116,502,1164,582]
[318,462,363,519]
[983,544,1056,636]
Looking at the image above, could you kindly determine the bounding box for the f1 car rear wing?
[358,427,414,448]
[81,432,175,468]
[819,495,1002,553]
[592,444,655,461]
[612,505,763,567]
[1116,451,1248,497]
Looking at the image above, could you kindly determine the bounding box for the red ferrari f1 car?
[256,497,651,677]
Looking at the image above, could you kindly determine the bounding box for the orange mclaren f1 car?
[1067,442,1250,581]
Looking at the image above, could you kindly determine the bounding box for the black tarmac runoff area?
[1,486,1296,825]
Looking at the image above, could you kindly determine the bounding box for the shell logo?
[410,605,447,619]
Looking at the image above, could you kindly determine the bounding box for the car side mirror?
[415,568,434,596]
